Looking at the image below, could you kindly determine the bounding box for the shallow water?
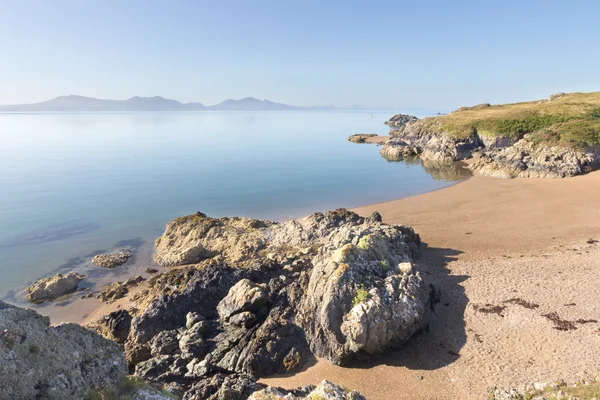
[0,111,469,299]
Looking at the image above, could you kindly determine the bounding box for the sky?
[1,0,599,110]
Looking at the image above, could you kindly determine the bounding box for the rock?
[470,137,600,179]
[97,275,145,303]
[0,300,127,399]
[89,309,132,344]
[146,267,159,274]
[26,271,85,303]
[249,380,366,400]
[91,247,133,268]
[549,92,567,101]
[381,125,480,163]
[116,209,425,394]
[153,212,273,267]
[384,113,418,127]
[217,279,269,321]
[347,133,377,143]
[183,373,265,400]
[186,311,204,329]
[149,329,180,356]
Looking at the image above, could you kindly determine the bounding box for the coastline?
[12,168,600,399]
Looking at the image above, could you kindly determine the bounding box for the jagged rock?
[149,329,180,356]
[384,113,418,127]
[26,271,85,303]
[381,124,480,163]
[153,212,273,267]
[217,279,268,321]
[249,379,366,400]
[347,133,377,143]
[470,137,600,178]
[97,275,145,303]
[120,209,426,393]
[89,309,132,344]
[91,247,133,268]
[0,300,127,399]
[183,373,265,400]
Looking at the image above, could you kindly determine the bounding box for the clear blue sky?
[1,0,599,109]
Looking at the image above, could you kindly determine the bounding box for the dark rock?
[89,309,132,344]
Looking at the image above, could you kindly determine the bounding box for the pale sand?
[364,135,389,143]
[261,172,600,399]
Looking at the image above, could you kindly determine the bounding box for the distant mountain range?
[0,95,361,112]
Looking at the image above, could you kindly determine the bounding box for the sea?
[0,110,469,301]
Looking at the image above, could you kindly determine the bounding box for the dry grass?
[420,91,600,147]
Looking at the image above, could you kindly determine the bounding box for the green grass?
[416,91,600,148]
[352,287,370,307]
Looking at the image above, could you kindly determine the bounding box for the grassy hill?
[420,92,600,149]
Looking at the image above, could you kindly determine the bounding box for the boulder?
[216,279,268,321]
[0,301,127,399]
[91,247,133,268]
[26,271,84,303]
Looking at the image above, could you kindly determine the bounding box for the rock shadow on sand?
[346,244,469,371]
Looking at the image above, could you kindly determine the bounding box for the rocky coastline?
[4,209,428,399]
[379,93,600,179]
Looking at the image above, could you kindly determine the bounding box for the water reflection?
[381,154,472,181]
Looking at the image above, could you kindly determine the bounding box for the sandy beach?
[261,171,600,399]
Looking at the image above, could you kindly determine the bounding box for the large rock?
[381,122,481,163]
[217,279,268,321]
[26,271,84,303]
[117,209,426,394]
[0,300,127,399]
[153,212,273,267]
[91,247,133,268]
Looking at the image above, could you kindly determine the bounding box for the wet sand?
[262,172,600,399]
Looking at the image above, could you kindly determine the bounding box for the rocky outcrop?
[88,309,133,344]
[92,247,133,268]
[379,114,599,178]
[384,113,418,127]
[26,271,84,303]
[470,137,600,179]
[0,300,127,399]
[97,275,145,303]
[347,133,377,143]
[381,121,481,163]
[99,209,426,396]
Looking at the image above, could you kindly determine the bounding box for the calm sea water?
[0,111,467,299]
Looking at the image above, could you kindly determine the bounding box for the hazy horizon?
[1,0,600,109]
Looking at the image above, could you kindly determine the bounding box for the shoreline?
[9,168,600,399]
